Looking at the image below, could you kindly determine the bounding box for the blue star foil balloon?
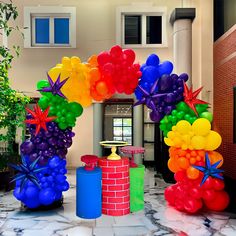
[192,153,224,186]
[12,155,70,209]
[9,156,47,191]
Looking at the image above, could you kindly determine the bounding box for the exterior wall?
[7,0,213,167]
[214,24,236,180]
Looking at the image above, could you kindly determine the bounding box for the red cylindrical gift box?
[98,157,130,216]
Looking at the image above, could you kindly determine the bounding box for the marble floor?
[0,169,236,236]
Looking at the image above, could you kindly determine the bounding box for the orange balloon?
[208,151,223,168]
[168,158,180,173]
[187,167,200,179]
[87,54,98,67]
[177,157,190,169]
[96,81,108,95]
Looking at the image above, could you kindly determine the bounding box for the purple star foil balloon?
[38,73,69,99]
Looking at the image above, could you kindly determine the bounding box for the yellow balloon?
[205,131,222,151]
[167,131,175,139]
[173,137,183,147]
[191,135,206,150]
[48,56,93,107]
[192,118,211,136]
[164,137,174,146]
[176,120,192,134]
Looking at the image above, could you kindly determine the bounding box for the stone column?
[93,103,103,156]
[170,8,196,86]
[133,105,143,165]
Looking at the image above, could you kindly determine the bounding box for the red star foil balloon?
[183,82,208,115]
[25,104,57,135]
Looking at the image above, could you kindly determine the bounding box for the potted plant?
[0,0,30,190]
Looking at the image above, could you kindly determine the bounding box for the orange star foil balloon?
[183,82,208,116]
[25,104,57,135]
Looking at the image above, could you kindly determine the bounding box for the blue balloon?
[49,156,61,168]
[142,66,159,83]
[140,63,146,72]
[146,54,160,66]
[25,186,39,199]
[24,197,40,209]
[62,181,70,191]
[56,174,66,183]
[39,188,56,205]
[13,187,25,201]
[158,61,173,76]
[55,191,62,201]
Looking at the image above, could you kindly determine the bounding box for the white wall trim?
[24,6,76,48]
[116,5,167,48]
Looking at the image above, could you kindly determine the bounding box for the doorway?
[102,99,133,156]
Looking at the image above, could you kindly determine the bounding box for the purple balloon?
[57,148,67,157]
[38,142,49,150]
[164,93,176,103]
[150,110,163,122]
[48,137,57,145]
[158,74,173,92]
[179,73,189,82]
[164,105,175,115]
[20,140,35,155]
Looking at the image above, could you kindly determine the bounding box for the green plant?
[0,1,30,171]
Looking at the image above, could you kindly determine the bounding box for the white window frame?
[24,6,76,48]
[116,4,167,48]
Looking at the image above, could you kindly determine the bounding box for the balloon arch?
[11,45,229,214]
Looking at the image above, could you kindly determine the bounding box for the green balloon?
[37,80,49,90]
[200,112,213,123]
[196,104,208,114]
[68,102,83,117]
[176,101,188,113]
[177,111,185,119]
[38,96,49,110]
[58,122,68,130]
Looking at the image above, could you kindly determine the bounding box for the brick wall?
[98,157,130,216]
[214,24,236,179]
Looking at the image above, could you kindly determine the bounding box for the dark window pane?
[54,18,70,44]
[125,15,141,44]
[146,16,162,44]
[35,18,50,44]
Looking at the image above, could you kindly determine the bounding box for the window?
[24,6,76,48]
[113,118,132,144]
[116,4,167,48]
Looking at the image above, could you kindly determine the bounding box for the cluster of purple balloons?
[134,53,189,122]
[13,156,69,209]
[150,73,189,121]
[20,121,75,166]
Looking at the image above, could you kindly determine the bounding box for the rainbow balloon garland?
[11,45,229,213]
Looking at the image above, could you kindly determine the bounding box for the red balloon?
[123,49,135,65]
[97,51,111,66]
[184,198,203,213]
[164,185,176,205]
[189,187,202,199]
[202,177,214,189]
[175,198,185,211]
[202,189,216,201]
[213,179,225,191]
[102,63,114,76]
[204,191,230,211]
[174,170,186,182]
[110,45,122,57]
